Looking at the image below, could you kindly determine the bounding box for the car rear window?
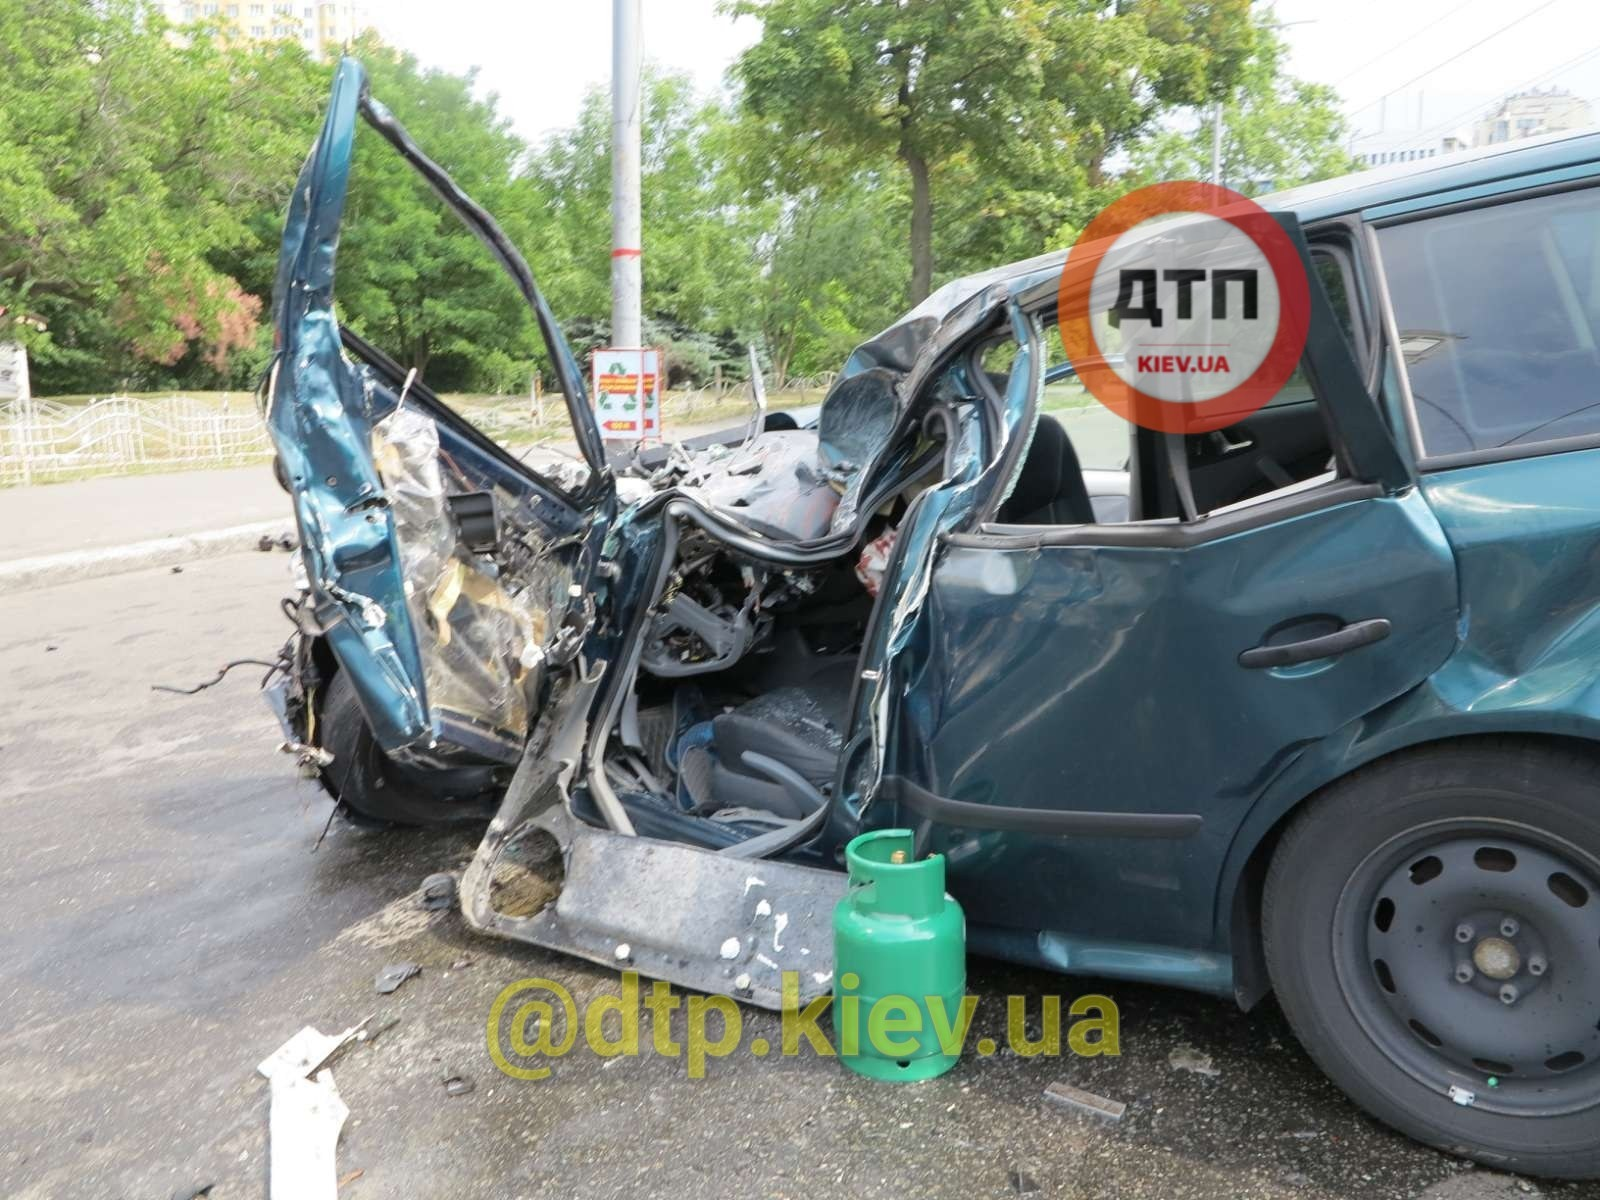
[1378,187,1600,457]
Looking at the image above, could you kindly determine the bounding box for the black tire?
[317,670,502,827]
[1264,738,1600,1179]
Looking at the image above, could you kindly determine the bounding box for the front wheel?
[1264,739,1600,1178]
[315,670,503,827]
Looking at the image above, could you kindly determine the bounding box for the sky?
[1272,0,1600,150]
[373,0,1600,149]
[377,0,760,142]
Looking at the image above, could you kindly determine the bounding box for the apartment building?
[1474,88,1594,146]
[156,0,371,57]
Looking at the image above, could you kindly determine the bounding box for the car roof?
[1258,125,1600,222]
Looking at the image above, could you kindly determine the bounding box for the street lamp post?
[611,0,643,348]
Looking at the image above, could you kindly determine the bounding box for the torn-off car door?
[266,58,613,768]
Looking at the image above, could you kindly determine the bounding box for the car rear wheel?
[317,670,503,827]
[1263,739,1600,1178]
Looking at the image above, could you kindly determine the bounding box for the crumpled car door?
[869,217,1459,969]
[266,58,614,767]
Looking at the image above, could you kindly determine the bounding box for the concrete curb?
[0,519,295,594]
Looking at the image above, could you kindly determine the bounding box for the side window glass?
[1315,254,1358,348]
[995,248,1362,529]
[1378,188,1600,456]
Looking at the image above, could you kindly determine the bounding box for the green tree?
[0,2,1360,401]
[745,173,909,381]
[330,38,537,391]
[1126,23,1358,196]
[728,0,1257,302]
[0,0,323,391]
[521,69,759,383]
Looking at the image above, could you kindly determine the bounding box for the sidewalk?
[0,414,754,591]
[0,465,289,561]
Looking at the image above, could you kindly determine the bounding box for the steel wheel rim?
[1333,814,1600,1117]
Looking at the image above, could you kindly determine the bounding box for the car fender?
[1213,642,1600,1007]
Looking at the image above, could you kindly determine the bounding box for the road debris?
[443,1074,475,1097]
[257,1023,368,1200]
[1009,1167,1041,1193]
[418,872,456,911]
[1043,1080,1127,1123]
[374,962,420,994]
[1168,1044,1221,1077]
[258,1020,370,1081]
[336,1168,365,1189]
[356,1017,400,1047]
[152,657,283,696]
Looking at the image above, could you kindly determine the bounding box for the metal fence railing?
[0,395,273,486]
[0,374,836,487]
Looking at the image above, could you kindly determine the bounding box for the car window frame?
[962,218,1395,546]
[1369,174,1600,472]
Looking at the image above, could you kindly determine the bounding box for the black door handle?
[1238,617,1391,669]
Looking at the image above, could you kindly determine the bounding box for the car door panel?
[871,212,1459,962]
[882,487,1458,948]
[268,58,611,766]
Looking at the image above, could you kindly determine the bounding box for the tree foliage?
[335,39,536,392]
[0,0,321,390]
[1126,25,1360,196]
[1,0,1359,396]
[520,72,759,385]
[727,0,1259,301]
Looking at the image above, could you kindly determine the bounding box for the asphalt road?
[1,552,1594,1200]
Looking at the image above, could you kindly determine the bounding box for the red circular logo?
[1058,181,1310,435]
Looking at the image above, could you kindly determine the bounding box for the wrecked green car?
[262,59,1600,1177]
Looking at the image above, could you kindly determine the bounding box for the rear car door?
[871,220,1462,981]
[267,59,613,768]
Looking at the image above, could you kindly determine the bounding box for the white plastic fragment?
[720,936,742,959]
[257,1024,364,1200]
[257,1024,362,1084]
[614,943,631,960]
[1449,1085,1476,1107]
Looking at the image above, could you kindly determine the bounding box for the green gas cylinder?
[833,828,966,1081]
